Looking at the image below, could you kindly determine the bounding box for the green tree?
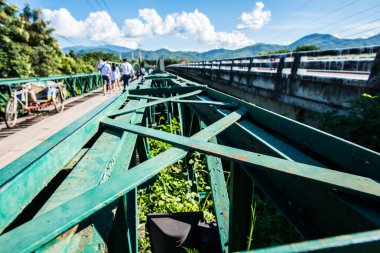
[0,2,32,77]
[315,93,380,152]
[0,2,96,78]
[295,45,320,52]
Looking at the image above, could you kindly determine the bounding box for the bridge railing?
[169,45,380,83]
[0,73,103,115]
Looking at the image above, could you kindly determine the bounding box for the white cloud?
[236,2,271,30]
[42,7,257,50]
[42,8,139,48]
[42,8,85,37]
[123,9,255,49]
[279,40,293,45]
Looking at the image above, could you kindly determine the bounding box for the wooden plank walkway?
[0,90,121,169]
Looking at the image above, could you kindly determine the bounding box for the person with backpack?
[98,58,112,95]
[121,58,134,92]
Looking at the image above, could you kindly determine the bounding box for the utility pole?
[138,44,143,62]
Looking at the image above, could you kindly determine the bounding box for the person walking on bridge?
[98,58,112,95]
[111,63,121,92]
[121,58,134,92]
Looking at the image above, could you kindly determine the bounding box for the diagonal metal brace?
[109,90,203,117]
[101,117,380,199]
[127,94,235,108]
[0,108,246,253]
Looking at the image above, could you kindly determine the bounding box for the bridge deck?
[0,89,123,169]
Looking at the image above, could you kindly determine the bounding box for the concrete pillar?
[229,60,235,84]
[276,56,285,79]
[368,49,380,88]
[290,54,301,79]
[247,58,254,87]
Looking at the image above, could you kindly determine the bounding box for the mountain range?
[63,33,380,61]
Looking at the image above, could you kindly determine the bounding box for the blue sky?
[7,0,380,51]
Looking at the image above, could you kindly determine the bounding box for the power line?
[57,34,80,47]
[269,0,314,26]
[93,0,105,11]
[100,0,122,27]
[321,2,380,33]
[266,0,359,43]
[297,0,359,28]
[85,0,98,12]
[342,22,380,38]
[93,0,122,29]
[335,17,380,36]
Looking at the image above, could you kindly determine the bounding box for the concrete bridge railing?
[167,46,380,119]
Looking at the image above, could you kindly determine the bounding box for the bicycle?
[5,81,65,128]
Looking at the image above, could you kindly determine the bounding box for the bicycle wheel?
[54,89,65,113]
[5,97,18,128]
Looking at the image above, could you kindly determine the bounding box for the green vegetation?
[258,45,320,56]
[136,115,302,251]
[0,2,96,77]
[315,93,380,152]
[247,203,257,250]
[137,117,215,252]
[251,188,302,248]
[268,49,292,55]
[295,45,320,52]
[0,2,138,77]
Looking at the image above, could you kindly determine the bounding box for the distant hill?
[63,44,132,54]
[63,33,380,61]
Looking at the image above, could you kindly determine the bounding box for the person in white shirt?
[121,58,134,92]
[98,58,112,95]
[111,63,121,92]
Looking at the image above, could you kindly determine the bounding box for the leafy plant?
[247,203,257,250]
[295,45,320,52]
[138,116,215,252]
[314,93,380,152]
[251,188,301,248]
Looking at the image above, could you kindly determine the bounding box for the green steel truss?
[0,71,379,252]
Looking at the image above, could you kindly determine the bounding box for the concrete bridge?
[167,46,380,121]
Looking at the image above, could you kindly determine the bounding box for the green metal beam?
[204,133,230,252]
[245,229,380,253]
[128,86,203,96]
[0,93,127,233]
[0,107,244,253]
[109,89,203,117]
[35,100,144,253]
[200,86,380,180]
[128,94,161,100]
[100,119,380,199]
[127,94,235,107]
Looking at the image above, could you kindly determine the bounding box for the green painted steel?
[205,134,230,252]
[109,89,203,117]
[1,71,380,253]
[0,104,241,253]
[0,92,126,233]
[100,119,380,198]
[36,99,144,252]
[246,229,380,253]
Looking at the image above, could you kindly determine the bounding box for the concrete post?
[210,61,214,79]
[276,56,285,79]
[290,54,301,79]
[368,49,380,88]
[230,60,235,85]
[247,58,254,87]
